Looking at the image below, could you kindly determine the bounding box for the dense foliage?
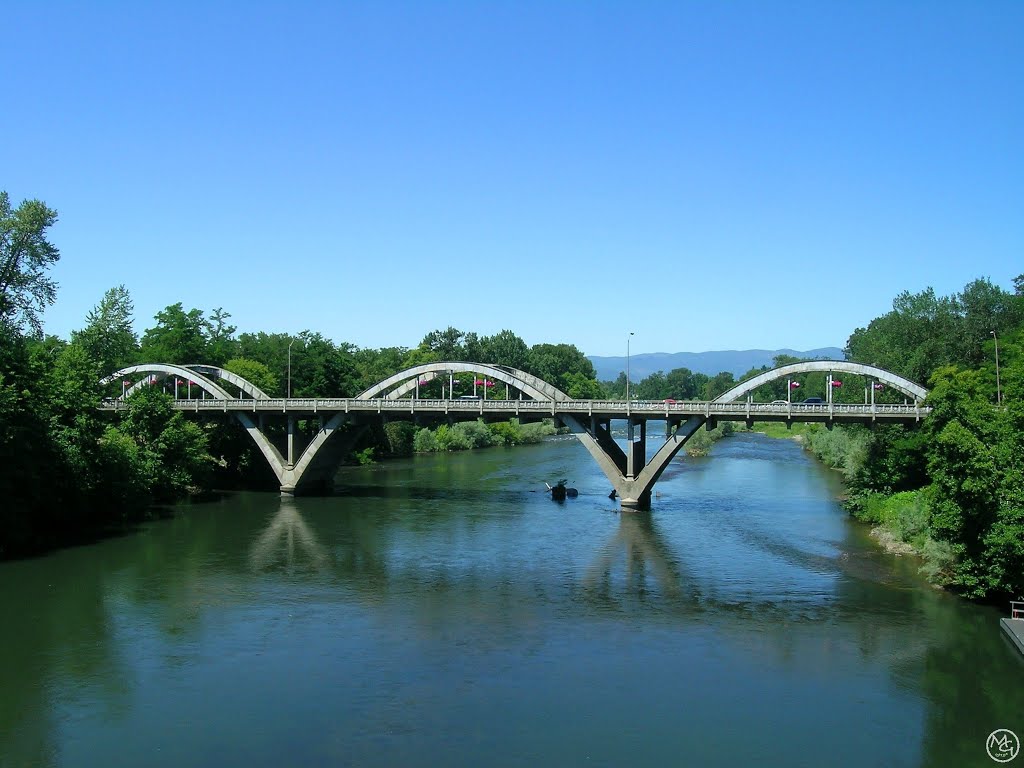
[812,277,1024,600]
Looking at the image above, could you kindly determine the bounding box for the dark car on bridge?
[799,397,824,404]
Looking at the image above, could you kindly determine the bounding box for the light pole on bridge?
[287,339,295,399]
[626,332,635,404]
[992,330,1002,405]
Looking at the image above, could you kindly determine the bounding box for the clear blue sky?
[4,1,1021,357]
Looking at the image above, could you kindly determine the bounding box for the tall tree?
[139,303,209,364]
[421,326,465,360]
[480,330,530,370]
[0,192,60,335]
[205,307,237,366]
[289,332,360,397]
[72,285,138,374]
[525,343,598,394]
[703,372,736,400]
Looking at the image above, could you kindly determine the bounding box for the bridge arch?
[357,362,570,402]
[100,364,271,400]
[714,360,928,404]
[100,364,288,481]
[101,364,235,399]
[185,365,271,399]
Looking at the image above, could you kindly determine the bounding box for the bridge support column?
[563,414,707,511]
[626,418,646,480]
[287,415,296,468]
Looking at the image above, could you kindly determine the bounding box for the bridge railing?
[1012,601,1024,620]
[99,397,928,418]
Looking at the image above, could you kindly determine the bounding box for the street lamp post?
[626,332,635,404]
[287,339,295,399]
[991,330,1002,405]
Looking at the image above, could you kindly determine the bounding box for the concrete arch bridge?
[99,360,930,510]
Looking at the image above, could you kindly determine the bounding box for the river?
[1,432,1021,767]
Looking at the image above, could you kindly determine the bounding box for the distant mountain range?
[587,348,845,382]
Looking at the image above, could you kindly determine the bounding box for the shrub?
[454,420,498,448]
[413,428,439,453]
[518,421,556,443]
[489,421,523,445]
[353,446,375,465]
[383,421,416,457]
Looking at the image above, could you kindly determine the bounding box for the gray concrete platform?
[1001,618,1024,657]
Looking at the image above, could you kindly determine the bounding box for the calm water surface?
[1,433,1021,767]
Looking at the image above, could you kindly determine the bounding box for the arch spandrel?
[714,360,928,404]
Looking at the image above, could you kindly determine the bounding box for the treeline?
[1,195,214,557]
[802,277,1022,601]
[0,191,607,557]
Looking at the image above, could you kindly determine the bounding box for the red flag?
[831,380,842,387]
[789,381,801,389]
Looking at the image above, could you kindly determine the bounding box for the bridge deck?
[98,397,929,424]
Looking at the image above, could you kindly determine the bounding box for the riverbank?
[747,421,955,586]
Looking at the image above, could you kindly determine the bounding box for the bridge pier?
[563,415,692,511]
[287,415,296,468]
[626,418,646,480]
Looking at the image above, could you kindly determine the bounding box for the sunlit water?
[1,433,1021,767]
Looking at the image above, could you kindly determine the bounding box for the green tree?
[664,367,703,400]
[635,371,668,400]
[72,285,138,374]
[236,331,292,392]
[289,332,360,397]
[526,343,598,394]
[205,307,237,366]
[224,357,277,395]
[703,372,736,400]
[116,386,211,501]
[564,371,604,399]
[353,346,410,391]
[0,192,60,335]
[421,326,465,360]
[139,303,209,364]
[480,330,530,370]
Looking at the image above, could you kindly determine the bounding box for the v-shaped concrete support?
[561,415,706,509]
